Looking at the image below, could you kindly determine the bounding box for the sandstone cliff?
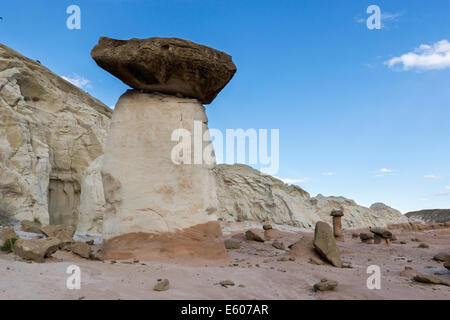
[214,164,408,229]
[406,209,450,223]
[0,43,111,226]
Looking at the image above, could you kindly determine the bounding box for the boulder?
[245,230,265,242]
[313,222,342,268]
[21,220,42,234]
[70,242,91,259]
[13,237,61,262]
[40,225,75,245]
[370,227,393,238]
[91,37,237,105]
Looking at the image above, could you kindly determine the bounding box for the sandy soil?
[0,222,449,300]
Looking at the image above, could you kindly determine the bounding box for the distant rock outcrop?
[406,209,450,223]
[0,43,111,226]
[213,164,408,229]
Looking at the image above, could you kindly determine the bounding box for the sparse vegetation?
[0,237,17,253]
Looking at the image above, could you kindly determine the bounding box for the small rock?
[224,239,241,250]
[433,253,450,263]
[418,243,429,249]
[245,230,264,242]
[272,240,285,250]
[444,261,450,271]
[309,257,325,265]
[400,241,407,244]
[313,279,338,291]
[85,240,95,245]
[342,261,353,268]
[153,279,170,291]
[20,220,43,234]
[413,274,449,286]
[220,280,235,288]
[263,224,273,231]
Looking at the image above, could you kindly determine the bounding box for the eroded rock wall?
[0,43,111,226]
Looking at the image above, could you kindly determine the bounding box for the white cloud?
[386,40,450,71]
[322,172,335,176]
[424,174,440,179]
[446,186,450,190]
[435,192,450,197]
[379,168,393,173]
[274,177,309,184]
[62,74,91,89]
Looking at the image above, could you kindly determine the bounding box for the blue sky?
[1,0,449,213]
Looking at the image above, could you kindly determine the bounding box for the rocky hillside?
[214,164,408,229]
[406,209,450,223]
[0,43,111,227]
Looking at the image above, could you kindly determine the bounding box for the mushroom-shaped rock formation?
[91,37,235,262]
[91,37,237,104]
[370,227,393,245]
[330,209,344,242]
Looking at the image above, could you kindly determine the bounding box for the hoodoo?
[90,37,237,261]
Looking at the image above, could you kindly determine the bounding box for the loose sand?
[0,222,449,300]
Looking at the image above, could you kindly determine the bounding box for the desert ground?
[0,222,449,300]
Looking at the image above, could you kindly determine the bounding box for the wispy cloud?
[322,172,335,176]
[375,168,396,178]
[424,174,440,179]
[386,40,450,71]
[274,176,309,184]
[435,192,450,197]
[446,186,450,190]
[62,74,91,89]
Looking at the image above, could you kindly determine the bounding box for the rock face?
[313,222,342,268]
[100,90,226,261]
[214,164,408,230]
[406,209,450,223]
[91,37,237,104]
[0,43,111,227]
[76,156,105,234]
